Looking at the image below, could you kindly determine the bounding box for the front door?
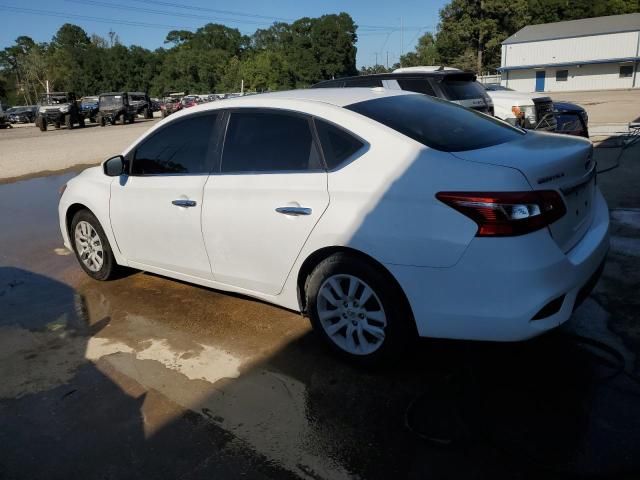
[535,70,546,92]
[202,109,329,295]
[110,112,221,279]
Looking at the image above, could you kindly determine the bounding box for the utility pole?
[108,29,115,47]
[400,17,404,63]
[386,51,389,69]
[375,52,378,66]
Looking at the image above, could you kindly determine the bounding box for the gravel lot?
[0,118,160,183]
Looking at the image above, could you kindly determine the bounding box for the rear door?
[202,109,329,295]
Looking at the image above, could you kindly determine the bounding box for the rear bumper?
[387,188,610,341]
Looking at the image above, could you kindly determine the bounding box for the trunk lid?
[452,131,596,252]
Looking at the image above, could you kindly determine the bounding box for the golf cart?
[128,92,154,119]
[97,92,137,126]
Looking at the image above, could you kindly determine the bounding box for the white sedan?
[58,88,609,363]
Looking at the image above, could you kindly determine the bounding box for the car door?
[202,109,329,295]
[110,112,222,279]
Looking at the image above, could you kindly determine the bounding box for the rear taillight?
[436,191,566,237]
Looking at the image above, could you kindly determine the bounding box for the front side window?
[556,70,568,82]
[221,110,322,173]
[132,113,218,175]
[315,119,364,169]
[346,94,523,152]
[396,78,436,96]
[620,65,633,78]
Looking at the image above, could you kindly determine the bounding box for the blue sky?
[0,0,447,68]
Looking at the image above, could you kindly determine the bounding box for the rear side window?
[440,79,486,100]
[346,94,523,152]
[396,78,436,96]
[221,111,322,173]
[132,113,218,175]
[315,119,364,169]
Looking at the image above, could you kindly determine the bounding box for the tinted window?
[344,77,383,88]
[396,78,436,96]
[132,113,218,175]
[440,79,486,100]
[620,65,633,78]
[315,119,364,169]
[556,70,568,82]
[222,111,322,173]
[346,94,523,152]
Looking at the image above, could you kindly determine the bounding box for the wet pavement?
[1,143,640,479]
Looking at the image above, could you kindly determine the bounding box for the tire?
[129,114,135,124]
[79,116,85,128]
[38,118,47,132]
[65,115,73,130]
[305,252,413,365]
[55,122,61,129]
[70,210,119,281]
[98,115,106,127]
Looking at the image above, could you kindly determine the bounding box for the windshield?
[440,79,487,101]
[40,95,69,105]
[345,94,523,152]
[100,95,123,108]
[82,97,98,104]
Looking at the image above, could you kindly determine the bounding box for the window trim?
[312,117,369,172]
[129,111,223,177]
[216,107,327,175]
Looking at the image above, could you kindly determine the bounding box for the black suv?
[128,92,154,119]
[313,68,494,115]
[97,92,137,126]
[36,92,84,131]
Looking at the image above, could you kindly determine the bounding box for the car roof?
[312,70,476,88]
[100,92,126,96]
[205,87,414,108]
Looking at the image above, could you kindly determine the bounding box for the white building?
[500,13,640,92]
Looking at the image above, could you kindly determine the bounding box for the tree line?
[367,0,640,75]
[0,13,357,105]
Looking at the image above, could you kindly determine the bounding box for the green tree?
[398,32,439,68]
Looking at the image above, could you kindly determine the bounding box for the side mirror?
[103,155,126,177]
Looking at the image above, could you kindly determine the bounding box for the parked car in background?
[483,83,557,132]
[7,105,37,123]
[36,92,84,131]
[97,92,137,126]
[313,66,494,115]
[80,96,99,123]
[0,104,10,129]
[58,88,608,363]
[161,95,183,118]
[128,92,154,119]
[150,98,162,112]
[181,95,202,108]
[553,101,589,137]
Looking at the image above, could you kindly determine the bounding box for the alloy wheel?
[74,221,104,272]
[316,274,387,355]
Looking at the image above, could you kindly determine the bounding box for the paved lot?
[550,89,640,125]
[0,117,160,183]
[1,141,639,479]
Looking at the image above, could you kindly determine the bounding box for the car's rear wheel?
[38,118,47,131]
[71,210,119,281]
[306,252,412,364]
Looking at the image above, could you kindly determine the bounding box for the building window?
[620,65,633,78]
[556,70,568,82]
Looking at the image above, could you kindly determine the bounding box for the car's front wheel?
[306,252,412,364]
[70,210,119,281]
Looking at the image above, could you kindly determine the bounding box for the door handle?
[172,199,197,207]
[275,206,312,216]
